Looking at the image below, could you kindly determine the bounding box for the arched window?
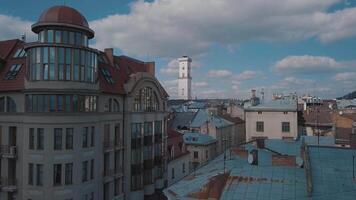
[133,87,159,112]
[0,96,17,112]
[106,98,120,112]
[113,99,119,112]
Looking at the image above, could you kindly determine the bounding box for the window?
[258,111,262,114]
[66,128,73,150]
[171,168,175,179]
[82,161,88,182]
[183,163,186,173]
[90,159,94,180]
[90,126,95,147]
[104,153,110,176]
[36,164,43,186]
[133,87,159,112]
[4,64,22,80]
[282,122,290,132]
[6,96,17,112]
[54,128,62,150]
[83,127,89,148]
[0,97,4,112]
[47,30,54,43]
[53,164,62,186]
[194,151,199,158]
[28,163,34,185]
[29,128,35,150]
[256,121,264,132]
[65,163,73,185]
[55,30,61,43]
[37,128,44,150]
[283,111,288,114]
[114,124,120,145]
[101,68,114,84]
[13,48,26,58]
[206,150,209,160]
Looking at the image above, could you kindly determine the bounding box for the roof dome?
[32,5,94,38]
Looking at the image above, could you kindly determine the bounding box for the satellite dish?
[296,156,304,168]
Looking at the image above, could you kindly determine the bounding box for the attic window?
[13,48,26,58]
[4,64,22,80]
[114,63,120,70]
[98,55,109,64]
[101,68,114,84]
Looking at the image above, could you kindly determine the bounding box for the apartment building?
[0,5,168,200]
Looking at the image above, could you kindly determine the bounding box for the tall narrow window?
[83,127,88,148]
[66,128,73,150]
[49,95,56,112]
[82,161,88,182]
[90,126,95,147]
[37,128,44,150]
[282,122,290,133]
[65,163,73,185]
[28,163,34,185]
[58,48,65,80]
[65,48,72,80]
[90,159,94,180]
[29,128,35,150]
[47,30,54,43]
[256,121,264,132]
[57,95,64,112]
[54,128,62,150]
[53,164,62,186]
[36,164,43,186]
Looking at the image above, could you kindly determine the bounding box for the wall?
[167,153,190,186]
[245,111,298,140]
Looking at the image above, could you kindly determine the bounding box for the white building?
[178,56,192,100]
[244,95,298,140]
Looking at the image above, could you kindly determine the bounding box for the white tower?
[178,56,192,100]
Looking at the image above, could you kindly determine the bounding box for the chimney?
[104,48,114,64]
[145,62,155,76]
[21,34,26,42]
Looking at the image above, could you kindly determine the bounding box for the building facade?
[177,56,192,100]
[245,96,298,141]
[0,5,168,200]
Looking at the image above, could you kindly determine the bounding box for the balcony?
[0,145,17,158]
[0,178,17,192]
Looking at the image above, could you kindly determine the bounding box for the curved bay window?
[28,46,97,83]
[131,123,143,191]
[38,29,88,47]
[26,94,97,112]
[133,87,159,112]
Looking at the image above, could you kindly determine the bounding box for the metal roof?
[245,97,298,112]
[183,132,217,145]
[190,109,233,128]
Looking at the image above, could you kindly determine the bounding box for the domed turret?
[31,5,94,38]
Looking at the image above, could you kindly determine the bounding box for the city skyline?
[0,0,355,99]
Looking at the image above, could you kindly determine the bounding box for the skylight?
[101,68,114,84]
[4,64,22,80]
[13,48,26,58]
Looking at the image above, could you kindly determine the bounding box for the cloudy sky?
[1,0,356,99]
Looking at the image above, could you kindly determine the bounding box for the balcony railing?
[0,145,17,158]
[0,177,17,191]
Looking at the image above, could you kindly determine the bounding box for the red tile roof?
[0,40,26,92]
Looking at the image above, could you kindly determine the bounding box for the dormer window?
[13,48,26,58]
[4,64,22,80]
[101,68,114,84]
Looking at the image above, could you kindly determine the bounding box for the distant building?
[178,56,192,100]
[244,93,298,140]
[183,132,217,169]
[166,129,190,186]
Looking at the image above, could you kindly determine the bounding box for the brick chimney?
[104,48,114,64]
[145,62,155,76]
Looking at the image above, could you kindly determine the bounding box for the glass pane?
[36,64,41,80]
[55,30,61,43]
[57,95,63,111]
[74,49,79,64]
[43,47,48,64]
[43,64,48,80]
[58,64,64,80]
[58,48,65,64]
[65,48,71,64]
[49,95,56,112]
[49,64,55,80]
[75,32,81,45]
[47,30,54,43]
[66,64,71,81]
[69,32,75,44]
[74,65,79,81]
[62,31,68,44]
[36,47,41,63]
[49,47,55,63]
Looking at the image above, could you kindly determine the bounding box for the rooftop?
[245,97,298,112]
[164,136,354,200]
[190,109,233,128]
[183,132,217,145]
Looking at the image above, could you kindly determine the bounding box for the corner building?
[0,6,168,200]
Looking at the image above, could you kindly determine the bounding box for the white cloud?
[274,55,342,73]
[193,81,209,88]
[90,0,356,57]
[233,70,262,81]
[0,14,35,41]
[207,70,231,78]
[333,72,356,81]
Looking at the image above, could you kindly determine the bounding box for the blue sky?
[1,0,355,99]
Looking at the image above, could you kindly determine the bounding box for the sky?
[1,0,356,99]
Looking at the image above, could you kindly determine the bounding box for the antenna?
[63,0,66,5]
